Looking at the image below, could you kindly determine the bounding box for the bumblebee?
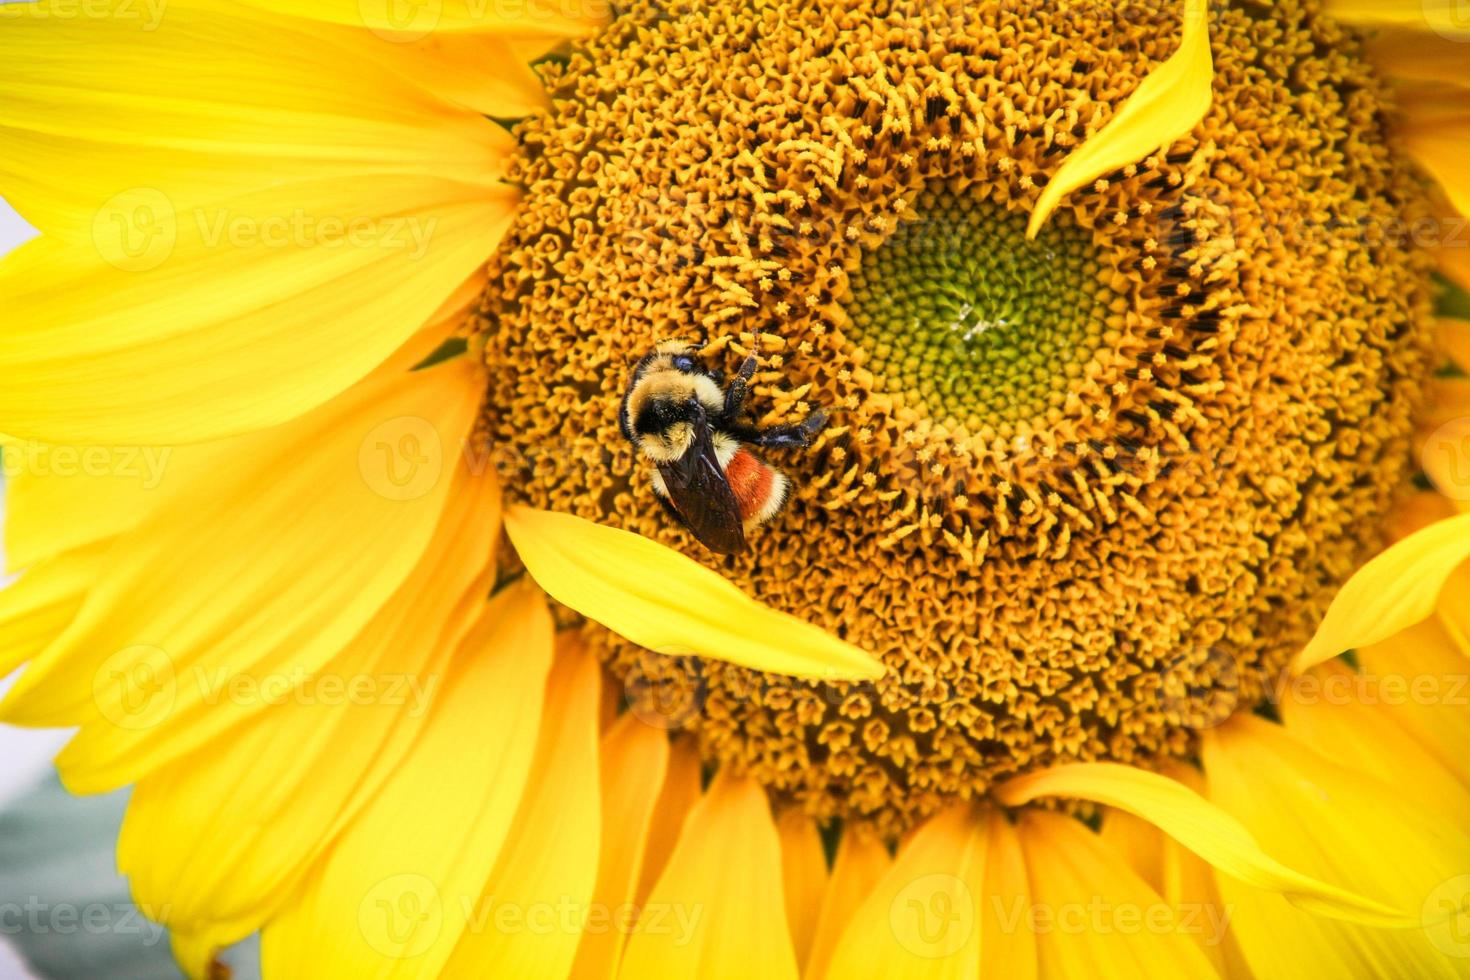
[619,341,827,554]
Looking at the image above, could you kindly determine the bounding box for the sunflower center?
[477,0,1440,835]
[847,188,1107,429]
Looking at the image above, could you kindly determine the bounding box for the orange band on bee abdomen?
[724,448,777,522]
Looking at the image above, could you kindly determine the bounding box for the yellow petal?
[1,437,229,574]
[1432,560,1470,654]
[996,761,1411,926]
[1100,807,1166,895]
[1439,318,1470,375]
[0,3,513,240]
[618,771,800,980]
[1294,512,1470,671]
[2,360,482,789]
[146,572,500,977]
[804,826,892,980]
[352,31,550,117]
[568,713,670,980]
[1156,762,1285,978]
[217,0,604,41]
[1358,617,1470,787]
[777,810,829,969]
[505,505,876,681]
[257,578,555,980]
[115,467,502,956]
[821,805,986,980]
[1281,660,1470,817]
[1441,240,1470,292]
[1027,0,1213,237]
[1161,844,1252,978]
[1397,97,1470,219]
[1384,490,1461,544]
[1365,32,1470,86]
[1422,321,1470,509]
[0,167,509,445]
[1097,803,1245,977]
[0,545,103,677]
[1018,810,1221,979]
[635,736,703,906]
[195,2,553,118]
[1423,378,1470,441]
[167,928,233,980]
[1324,0,1470,40]
[1093,764,1275,980]
[505,506,884,681]
[1203,714,1470,978]
[0,308,467,574]
[979,813,1038,980]
[441,641,602,977]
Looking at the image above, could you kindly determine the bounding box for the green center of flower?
[845,187,1107,429]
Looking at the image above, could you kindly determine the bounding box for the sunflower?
[3,0,1470,976]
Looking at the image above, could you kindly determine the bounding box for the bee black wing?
[657,422,747,555]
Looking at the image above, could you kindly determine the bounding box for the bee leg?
[718,353,760,424]
[731,409,828,449]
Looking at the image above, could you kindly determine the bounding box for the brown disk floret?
[474,0,1440,834]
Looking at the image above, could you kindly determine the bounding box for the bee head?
[620,340,727,461]
[652,339,706,375]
